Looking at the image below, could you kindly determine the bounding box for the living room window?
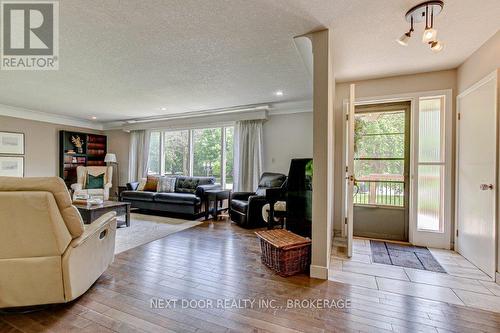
[148,126,234,189]
[163,130,189,176]
[193,128,222,184]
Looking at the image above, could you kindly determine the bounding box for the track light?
[422,28,437,43]
[397,15,414,46]
[397,32,411,46]
[397,1,444,52]
[429,40,444,52]
[422,3,438,43]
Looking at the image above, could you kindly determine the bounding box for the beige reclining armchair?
[71,166,113,200]
[0,177,117,308]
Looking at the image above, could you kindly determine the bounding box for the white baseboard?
[496,272,500,284]
[310,265,328,279]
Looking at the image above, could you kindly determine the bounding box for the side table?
[204,189,231,220]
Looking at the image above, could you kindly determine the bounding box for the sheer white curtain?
[233,120,264,192]
[128,130,151,182]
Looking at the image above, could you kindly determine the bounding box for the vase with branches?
[71,135,85,154]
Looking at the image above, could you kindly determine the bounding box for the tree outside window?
[148,126,233,188]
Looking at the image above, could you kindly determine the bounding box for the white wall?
[0,115,102,177]
[262,112,313,175]
[105,130,130,186]
[458,30,500,94]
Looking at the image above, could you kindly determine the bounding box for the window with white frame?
[147,126,234,189]
[417,97,445,232]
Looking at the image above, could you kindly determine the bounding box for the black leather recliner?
[230,172,287,228]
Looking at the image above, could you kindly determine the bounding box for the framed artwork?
[0,132,25,155]
[0,156,24,177]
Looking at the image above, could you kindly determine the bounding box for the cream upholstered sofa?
[71,166,113,200]
[0,177,117,308]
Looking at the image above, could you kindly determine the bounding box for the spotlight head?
[422,28,437,43]
[429,40,444,52]
[397,32,411,46]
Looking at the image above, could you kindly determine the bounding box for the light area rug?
[114,213,201,254]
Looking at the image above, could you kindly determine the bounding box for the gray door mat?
[370,240,446,273]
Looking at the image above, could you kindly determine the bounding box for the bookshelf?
[59,131,107,187]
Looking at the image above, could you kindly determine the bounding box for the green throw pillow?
[87,173,104,189]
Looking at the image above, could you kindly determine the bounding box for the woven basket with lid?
[255,229,311,277]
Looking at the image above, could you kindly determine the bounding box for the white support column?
[310,29,335,279]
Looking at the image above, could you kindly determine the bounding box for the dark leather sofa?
[121,176,220,217]
[230,172,287,228]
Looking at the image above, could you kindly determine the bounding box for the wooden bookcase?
[59,131,107,187]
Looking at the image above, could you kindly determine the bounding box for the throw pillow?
[158,176,176,193]
[143,175,159,192]
[176,178,199,194]
[137,178,147,191]
[87,173,105,189]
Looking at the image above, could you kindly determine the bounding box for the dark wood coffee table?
[74,201,131,227]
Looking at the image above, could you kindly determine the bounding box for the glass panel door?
[353,102,411,241]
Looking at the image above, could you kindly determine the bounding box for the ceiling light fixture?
[398,1,444,52]
[91,116,97,120]
[160,107,167,111]
[275,90,284,97]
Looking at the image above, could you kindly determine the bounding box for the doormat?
[370,240,446,273]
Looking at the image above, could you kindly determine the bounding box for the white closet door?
[457,71,498,278]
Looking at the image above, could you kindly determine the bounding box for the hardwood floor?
[2,218,500,333]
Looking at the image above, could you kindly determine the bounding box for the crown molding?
[268,99,312,116]
[0,103,103,130]
[0,99,313,132]
[102,104,271,130]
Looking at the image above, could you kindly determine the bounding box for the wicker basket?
[255,229,311,277]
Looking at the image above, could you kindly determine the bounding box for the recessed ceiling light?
[275,90,284,97]
[91,116,97,120]
[161,107,167,111]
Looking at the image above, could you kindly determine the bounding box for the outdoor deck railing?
[354,180,405,207]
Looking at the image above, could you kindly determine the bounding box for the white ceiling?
[0,0,498,124]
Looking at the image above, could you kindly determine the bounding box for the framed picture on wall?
[0,156,24,177]
[0,132,25,155]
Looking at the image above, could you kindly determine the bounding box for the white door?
[457,72,498,278]
[346,84,355,257]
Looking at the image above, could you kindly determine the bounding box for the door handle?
[345,175,358,186]
[480,184,494,191]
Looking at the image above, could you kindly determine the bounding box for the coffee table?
[74,201,131,227]
[204,189,231,220]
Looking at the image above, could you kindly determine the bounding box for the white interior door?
[346,84,355,257]
[457,72,498,278]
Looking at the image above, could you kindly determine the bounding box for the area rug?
[114,213,201,254]
[370,240,446,273]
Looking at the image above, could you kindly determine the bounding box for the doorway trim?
[342,89,453,249]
